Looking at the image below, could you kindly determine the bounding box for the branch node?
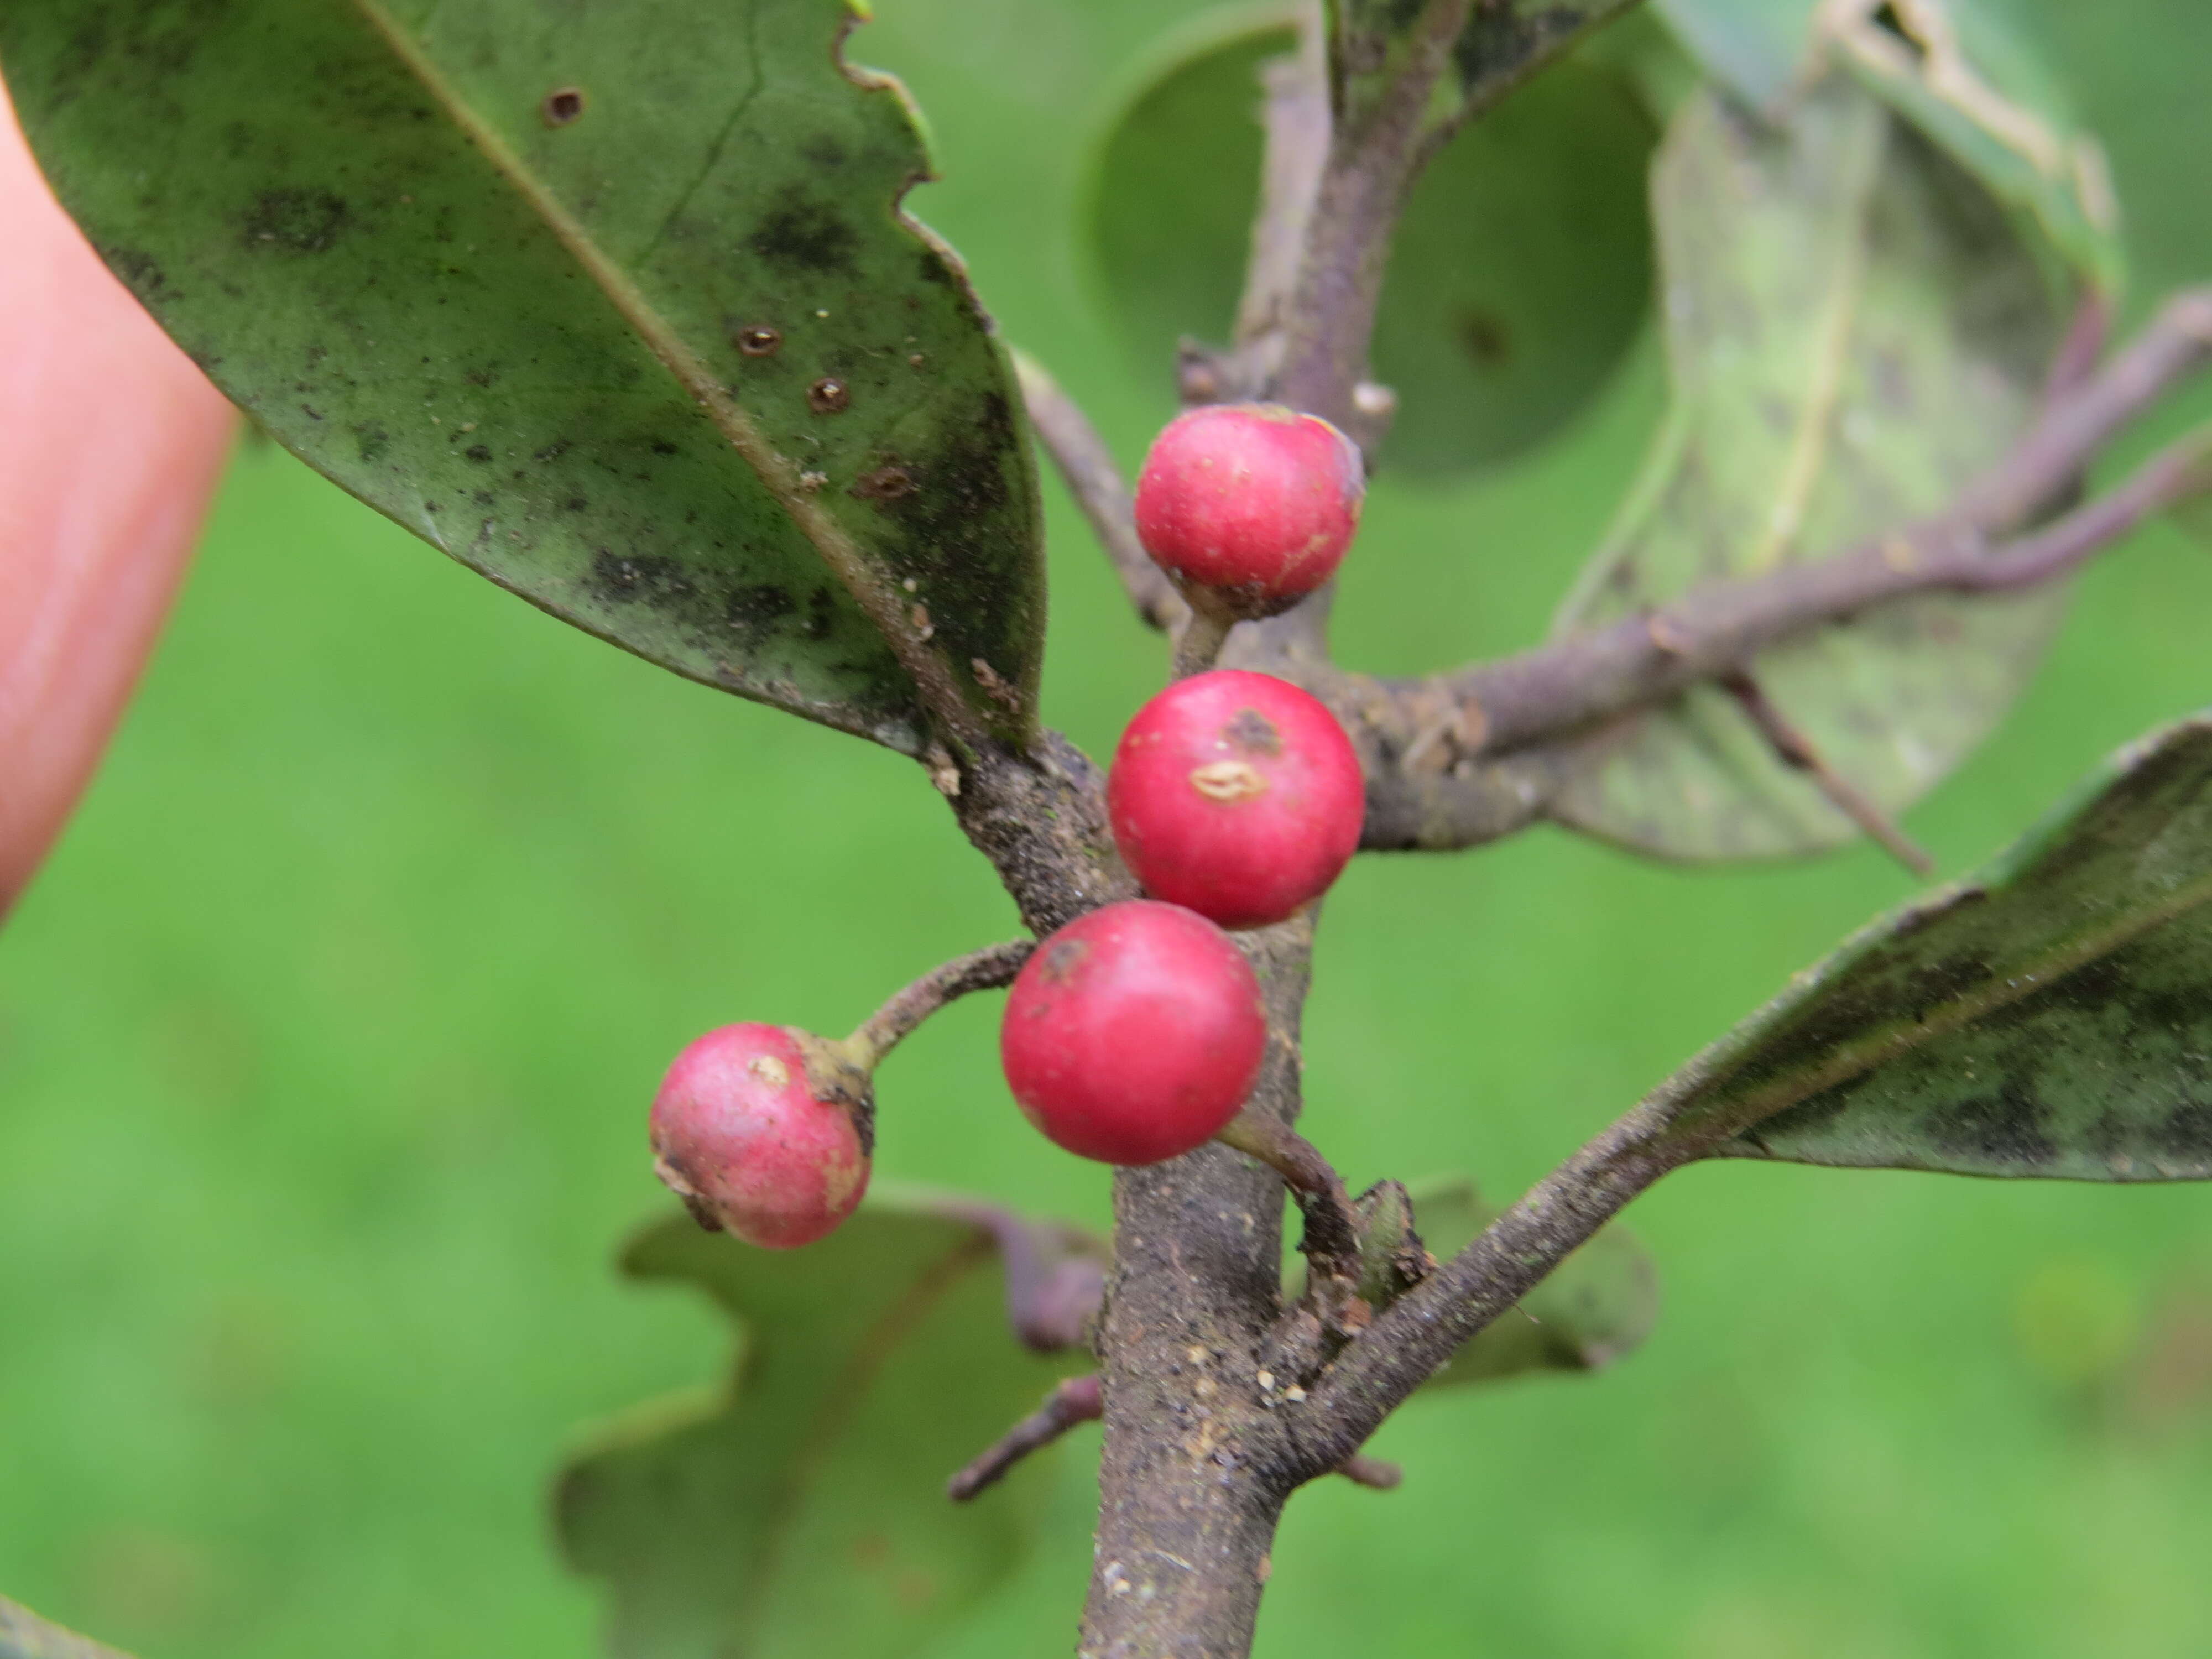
[924,741,963,799]
[1335,1453,1402,1490]
[1645,613,1693,656]
[1363,285,2212,861]
[1216,1111,1367,1332]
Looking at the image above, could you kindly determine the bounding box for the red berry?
[1000,900,1266,1165]
[1109,670,1364,929]
[1133,403,1364,617]
[649,1023,870,1249]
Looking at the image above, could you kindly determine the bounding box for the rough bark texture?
[1063,7,1505,1651]
[953,731,1130,935]
[952,734,1324,1656]
[1082,917,1315,1657]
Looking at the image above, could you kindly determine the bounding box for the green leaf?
[1549,76,2068,861]
[1654,0,2123,290]
[1646,712,2212,1179]
[1986,0,2212,294]
[1650,0,1819,109]
[1085,8,1298,395]
[1368,59,1657,476]
[1409,1179,1658,1387]
[0,1598,131,1659]
[1086,9,1657,477]
[554,1188,1081,1659]
[1824,0,2124,293]
[0,0,1043,755]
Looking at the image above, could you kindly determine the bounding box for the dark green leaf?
[0,0,1043,754]
[1574,8,1708,124]
[1329,0,1641,142]
[555,1188,1080,1659]
[1645,712,2212,1179]
[1087,11,1657,476]
[0,1598,130,1659]
[1410,1178,1658,1387]
[1549,76,2068,860]
[1655,0,2123,289]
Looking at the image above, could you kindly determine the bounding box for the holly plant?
[8,0,2212,1655]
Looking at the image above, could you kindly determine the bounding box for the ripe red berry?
[1000,900,1266,1165]
[649,1022,870,1249]
[1109,670,1364,929]
[1133,403,1364,618]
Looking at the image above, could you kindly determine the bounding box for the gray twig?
[1270,0,1477,430]
[947,1374,1104,1501]
[1287,1103,1694,1479]
[1332,289,2212,852]
[1217,1110,1363,1290]
[0,1595,133,1659]
[1234,11,1333,359]
[1171,608,1233,681]
[1443,421,2212,755]
[851,940,1035,1066]
[1011,349,1185,632]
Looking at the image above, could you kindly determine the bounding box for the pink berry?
[649,1023,870,1249]
[1133,403,1364,617]
[1109,670,1364,929]
[1000,900,1266,1165]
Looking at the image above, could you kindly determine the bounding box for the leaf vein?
[343,0,985,747]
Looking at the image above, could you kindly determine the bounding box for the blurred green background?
[6,1,2212,1654]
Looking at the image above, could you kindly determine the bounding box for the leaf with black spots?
[1639,712,2212,1180]
[1654,0,2122,288]
[0,0,1043,755]
[1329,0,1641,145]
[1550,75,2070,860]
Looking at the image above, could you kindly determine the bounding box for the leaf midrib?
[347,0,980,744]
[1678,862,2212,1152]
[1745,95,1884,575]
[735,1230,997,1655]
